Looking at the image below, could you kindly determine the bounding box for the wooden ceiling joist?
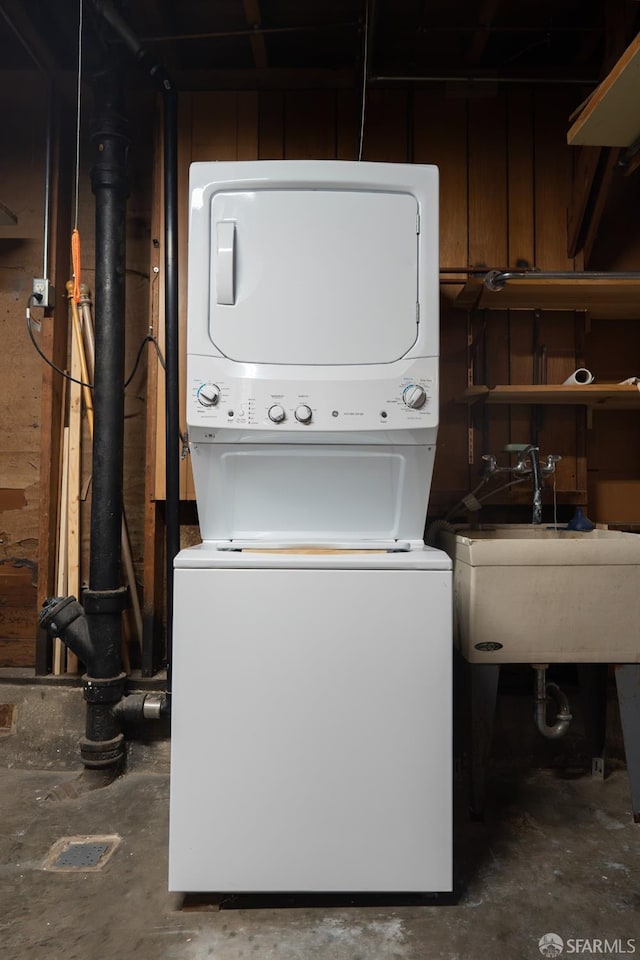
[243,0,268,70]
[467,0,501,65]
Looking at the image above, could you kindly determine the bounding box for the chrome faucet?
[482,444,562,525]
[513,445,543,524]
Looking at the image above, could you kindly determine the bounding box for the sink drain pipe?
[532,664,573,739]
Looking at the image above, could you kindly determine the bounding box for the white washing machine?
[168,160,452,893]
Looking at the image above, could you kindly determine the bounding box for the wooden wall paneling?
[507,89,535,458]
[153,100,170,502]
[192,92,242,161]
[534,88,583,498]
[588,156,640,271]
[583,148,620,267]
[118,88,157,657]
[336,89,359,160]
[414,90,470,511]
[0,566,37,666]
[586,318,640,521]
[360,89,409,162]
[284,91,337,158]
[414,91,468,272]
[468,92,509,479]
[180,94,197,501]
[236,92,260,160]
[143,99,166,676]
[567,146,604,259]
[258,92,284,158]
[533,88,575,273]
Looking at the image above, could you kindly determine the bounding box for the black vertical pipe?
[79,64,130,768]
[89,69,128,595]
[89,0,179,688]
[163,87,179,692]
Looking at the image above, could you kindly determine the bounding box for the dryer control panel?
[187,356,439,434]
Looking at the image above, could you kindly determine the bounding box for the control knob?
[294,404,313,424]
[268,404,286,423]
[402,384,427,409]
[198,382,221,407]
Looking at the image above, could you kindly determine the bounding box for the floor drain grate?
[43,835,121,872]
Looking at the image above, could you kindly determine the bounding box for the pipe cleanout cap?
[39,595,82,636]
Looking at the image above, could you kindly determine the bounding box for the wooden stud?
[65,305,82,674]
[143,98,167,676]
[36,103,73,673]
[53,428,70,676]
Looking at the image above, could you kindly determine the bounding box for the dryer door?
[208,188,419,365]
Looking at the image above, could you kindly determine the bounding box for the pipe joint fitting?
[112,693,167,723]
[532,666,573,740]
[39,595,93,666]
[79,733,125,769]
[82,586,128,616]
[83,672,127,704]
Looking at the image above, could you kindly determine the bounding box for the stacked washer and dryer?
[168,160,452,893]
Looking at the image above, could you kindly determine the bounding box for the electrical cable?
[124,333,166,387]
[439,475,529,526]
[26,295,90,388]
[25,294,166,390]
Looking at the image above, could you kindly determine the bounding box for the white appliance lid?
[174,543,452,570]
[208,188,420,365]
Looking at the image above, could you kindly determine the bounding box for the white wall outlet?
[32,278,55,309]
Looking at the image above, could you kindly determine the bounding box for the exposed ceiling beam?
[0,0,60,74]
[174,67,356,91]
[467,0,501,65]
[243,0,268,70]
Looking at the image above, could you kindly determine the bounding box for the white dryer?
[169,160,452,893]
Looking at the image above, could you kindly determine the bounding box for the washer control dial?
[268,404,286,423]
[402,384,427,409]
[294,404,313,424]
[197,382,221,407]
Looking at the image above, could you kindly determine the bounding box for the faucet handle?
[481,454,498,475]
[542,454,562,474]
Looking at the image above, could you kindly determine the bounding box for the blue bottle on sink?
[566,507,594,531]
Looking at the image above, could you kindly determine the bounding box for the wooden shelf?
[567,32,640,147]
[460,384,640,409]
[455,276,640,318]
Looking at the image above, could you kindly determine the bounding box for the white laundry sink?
[439,525,640,663]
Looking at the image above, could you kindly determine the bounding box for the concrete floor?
[1,682,639,960]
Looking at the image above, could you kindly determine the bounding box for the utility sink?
[439,525,640,663]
